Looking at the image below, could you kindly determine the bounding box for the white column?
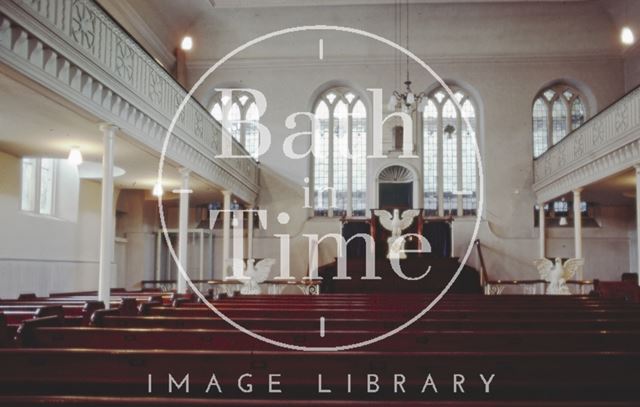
[538,203,546,259]
[222,190,232,278]
[155,232,161,281]
[247,206,254,260]
[573,188,583,262]
[199,229,204,282]
[635,165,640,285]
[232,209,244,265]
[573,188,584,283]
[177,167,190,294]
[98,124,117,309]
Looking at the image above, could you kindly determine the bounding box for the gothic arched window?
[210,91,261,159]
[422,87,478,216]
[532,84,587,158]
[312,87,367,217]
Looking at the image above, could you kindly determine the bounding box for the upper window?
[533,84,587,158]
[313,87,367,217]
[423,87,478,217]
[210,91,261,159]
[21,157,55,216]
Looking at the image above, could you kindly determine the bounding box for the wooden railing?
[474,240,593,295]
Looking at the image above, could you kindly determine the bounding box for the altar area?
[317,210,482,294]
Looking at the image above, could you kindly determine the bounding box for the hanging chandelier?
[387,0,427,113]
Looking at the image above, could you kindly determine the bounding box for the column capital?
[98,123,119,134]
[222,190,232,197]
[572,188,584,195]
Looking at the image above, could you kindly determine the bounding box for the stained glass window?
[571,97,586,130]
[210,91,261,159]
[532,84,588,157]
[313,101,330,213]
[442,99,458,214]
[552,99,567,144]
[423,87,478,216]
[352,100,367,216]
[532,98,548,158]
[423,100,438,215]
[332,101,349,213]
[461,100,477,214]
[313,87,368,216]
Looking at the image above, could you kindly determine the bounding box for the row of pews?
[0,287,639,406]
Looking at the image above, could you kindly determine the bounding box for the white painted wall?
[624,49,640,91]
[1,1,635,295]
[182,1,631,283]
[0,151,106,298]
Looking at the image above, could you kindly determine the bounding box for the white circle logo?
[158,25,484,351]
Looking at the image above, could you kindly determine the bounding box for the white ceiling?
[99,0,627,72]
[0,68,223,205]
[581,169,636,206]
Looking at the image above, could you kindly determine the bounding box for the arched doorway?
[376,164,417,209]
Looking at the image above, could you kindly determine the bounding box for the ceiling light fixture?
[621,26,635,46]
[67,147,83,166]
[180,36,193,51]
[388,0,426,113]
[152,182,164,197]
[621,2,635,46]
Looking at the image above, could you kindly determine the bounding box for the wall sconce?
[67,147,83,166]
[152,182,164,197]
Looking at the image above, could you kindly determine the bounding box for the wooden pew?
[141,306,640,320]
[170,302,640,312]
[4,292,639,403]
[205,295,627,307]
[0,313,9,348]
[594,280,640,303]
[18,326,640,352]
[14,316,63,347]
[0,302,103,325]
[96,315,640,331]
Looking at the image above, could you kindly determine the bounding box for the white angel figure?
[373,209,420,259]
[533,257,584,295]
[240,258,276,295]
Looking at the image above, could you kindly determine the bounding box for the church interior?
[1,0,640,405]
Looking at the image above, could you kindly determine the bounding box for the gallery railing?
[533,84,640,203]
[0,0,259,202]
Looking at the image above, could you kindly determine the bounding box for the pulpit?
[341,210,453,259]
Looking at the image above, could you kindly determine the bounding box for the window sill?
[20,210,66,222]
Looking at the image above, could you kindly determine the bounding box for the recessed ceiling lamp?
[152,182,164,197]
[180,36,193,51]
[621,2,635,46]
[621,27,635,46]
[67,147,83,166]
